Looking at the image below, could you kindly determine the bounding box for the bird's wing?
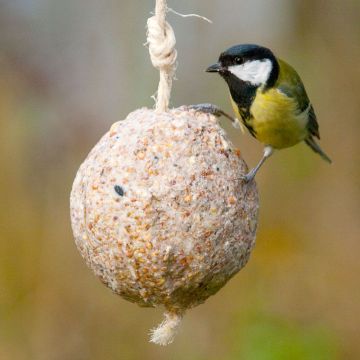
[276,59,310,112]
[276,59,320,139]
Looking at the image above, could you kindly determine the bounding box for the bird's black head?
[206,44,279,89]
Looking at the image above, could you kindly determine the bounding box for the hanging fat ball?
[70,107,259,345]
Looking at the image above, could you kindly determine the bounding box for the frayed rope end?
[149,311,184,346]
[168,8,212,23]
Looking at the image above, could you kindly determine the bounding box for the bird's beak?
[206,62,222,73]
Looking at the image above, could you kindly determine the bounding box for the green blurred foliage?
[233,317,338,360]
[0,0,359,359]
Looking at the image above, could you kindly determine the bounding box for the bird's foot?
[186,103,224,117]
[239,146,273,182]
[239,170,256,183]
[185,103,240,128]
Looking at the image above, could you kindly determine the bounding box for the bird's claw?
[185,104,239,127]
[186,103,223,117]
[239,171,256,183]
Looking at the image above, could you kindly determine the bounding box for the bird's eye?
[235,57,242,64]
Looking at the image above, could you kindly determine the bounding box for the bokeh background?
[1,0,359,359]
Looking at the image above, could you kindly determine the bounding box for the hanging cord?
[146,2,214,346]
[146,1,212,112]
[146,0,177,112]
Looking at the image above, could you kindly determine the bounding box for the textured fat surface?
[70,108,259,312]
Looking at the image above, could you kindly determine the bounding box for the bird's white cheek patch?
[228,59,272,86]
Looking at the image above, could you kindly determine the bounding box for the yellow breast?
[245,88,309,149]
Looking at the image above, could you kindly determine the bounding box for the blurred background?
[0,0,359,359]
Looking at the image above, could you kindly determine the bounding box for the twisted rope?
[146,0,177,112]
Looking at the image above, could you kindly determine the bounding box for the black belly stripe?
[244,121,257,138]
[237,105,257,138]
[225,73,258,138]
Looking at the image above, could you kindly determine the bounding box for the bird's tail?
[305,137,332,163]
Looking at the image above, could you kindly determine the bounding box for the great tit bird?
[195,44,331,181]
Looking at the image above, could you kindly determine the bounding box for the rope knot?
[146,0,178,112]
[147,16,177,70]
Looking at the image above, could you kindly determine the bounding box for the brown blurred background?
[0,0,359,359]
